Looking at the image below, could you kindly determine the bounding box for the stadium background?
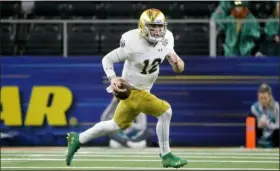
[0,1,279,147]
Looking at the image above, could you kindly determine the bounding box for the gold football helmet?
[138,8,167,44]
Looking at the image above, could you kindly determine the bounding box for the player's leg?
[111,96,144,148]
[65,119,120,165]
[139,92,171,156]
[129,113,154,146]
[101,94,148,148]
[99,97,129,147]
[139,91,187,168]
[65,95,139,166]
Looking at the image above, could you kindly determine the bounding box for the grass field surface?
[1,147,279,170]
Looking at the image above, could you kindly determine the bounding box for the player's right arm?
[166,52,184,73]
[102,37,132,91]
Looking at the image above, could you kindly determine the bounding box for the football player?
[66,8,187,168]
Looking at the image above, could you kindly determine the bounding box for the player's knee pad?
[161,100,171,111]
[165,101,171,109]
[158,108,172,120]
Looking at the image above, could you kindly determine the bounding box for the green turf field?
[1,147,279,170]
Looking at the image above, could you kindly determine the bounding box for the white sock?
[79,119,120,144]
[156,108,172,156]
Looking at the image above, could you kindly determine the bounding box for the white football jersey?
[116,29,175,91]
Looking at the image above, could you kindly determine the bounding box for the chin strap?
[143,36,159,47]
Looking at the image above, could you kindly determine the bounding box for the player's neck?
[143,36,158,47]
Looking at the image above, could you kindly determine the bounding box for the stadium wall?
[1,56,279,147]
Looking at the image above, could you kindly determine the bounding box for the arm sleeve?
[168,33,175,53]
[165,32,175,59]
[102,37,132,78]
[267,102,280,130]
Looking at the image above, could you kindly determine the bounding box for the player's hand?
[167,52,179,65]
[110,76,126,93]
[167,52,184,73]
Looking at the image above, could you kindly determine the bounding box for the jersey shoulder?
[121,29,141,43]
[165,29,174,40]
[120,29,143,52]
[162,29,174,49]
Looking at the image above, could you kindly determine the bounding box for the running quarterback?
[65,8,188,168]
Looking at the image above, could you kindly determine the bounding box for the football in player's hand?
[114,79,131,100]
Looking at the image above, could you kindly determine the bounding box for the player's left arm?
[166,52,184,73]
[165,31,184,73]
[102,43,130,79]
[102,37,133,92]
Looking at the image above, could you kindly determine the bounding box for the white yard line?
[1,158,279,163]
[1,151,279,156]
[0,166,279,170]
[1,161,29,163]
[1,147,279,152]
[1,154,278,160]
[1,147,278,153]
[2,147,278,151]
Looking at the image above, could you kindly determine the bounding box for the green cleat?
[65,132,80,166]
[160,152,188,168]
[170,153,188,168]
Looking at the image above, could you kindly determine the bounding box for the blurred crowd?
[8,0,278,57]
[212,1,280,57]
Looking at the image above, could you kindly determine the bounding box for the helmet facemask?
[142,22,167,45]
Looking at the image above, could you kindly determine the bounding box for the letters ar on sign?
[0,86,73,127]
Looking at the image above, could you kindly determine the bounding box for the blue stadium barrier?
[1,56,279,146]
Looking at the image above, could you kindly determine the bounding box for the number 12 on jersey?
[141,58,162,74]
